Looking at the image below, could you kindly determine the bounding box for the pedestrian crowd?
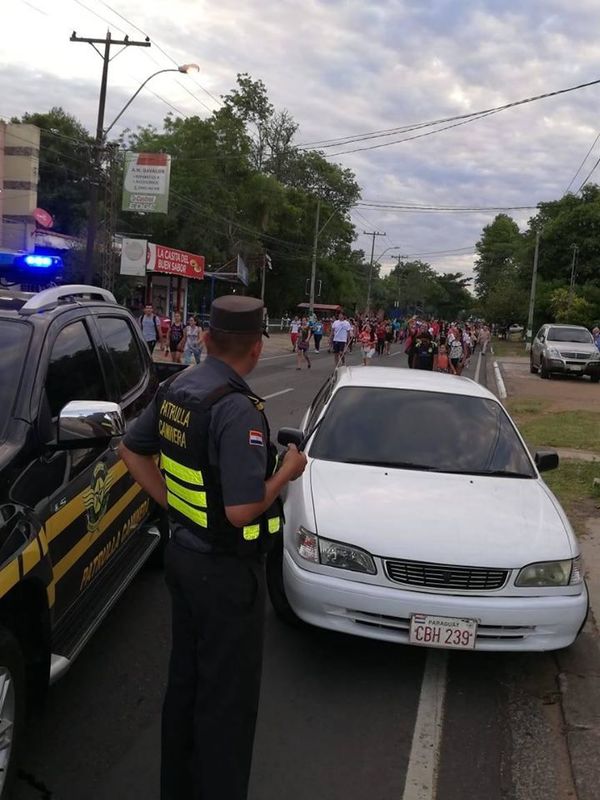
[139,304,207,365]
[285,310,492,374]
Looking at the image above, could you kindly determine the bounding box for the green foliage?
[13,107,93,235]
[549,287,595,327]
[474,214,523,300]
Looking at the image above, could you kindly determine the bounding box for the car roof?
[333,366,497,401]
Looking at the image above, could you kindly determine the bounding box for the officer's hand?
[281,444,307,481]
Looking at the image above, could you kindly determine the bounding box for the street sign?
[146,242,205,280]
[122,152,171,214]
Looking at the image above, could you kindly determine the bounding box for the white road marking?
[402,650,448,800]
[259,352,296,362]
[474,351,483,384]
[263,388,294,400]
[493,361,507,399]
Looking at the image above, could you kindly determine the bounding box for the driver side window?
[45,321,108,418]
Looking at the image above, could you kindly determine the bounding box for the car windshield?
[309,386,536,477]
[547,327,593,344]
[0,321,31,440]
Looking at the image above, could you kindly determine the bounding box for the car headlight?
[319,537,377,574]
[515,557,583,587]
[546,347,561,358]
[295,527,377,574]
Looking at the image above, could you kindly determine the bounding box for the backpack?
[140,313,160,339]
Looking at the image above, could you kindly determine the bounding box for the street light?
[104,64,200,136]
[84,63,200,283]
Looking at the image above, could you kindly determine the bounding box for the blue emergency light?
[13,254,63,270]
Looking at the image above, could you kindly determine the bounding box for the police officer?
[119,296,307,800]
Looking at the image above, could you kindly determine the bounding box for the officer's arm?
[119,445,168,509]
[225,449,305,528]
[215,396,306,528]
[119,394,167,508]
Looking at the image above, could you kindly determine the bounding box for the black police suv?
[0,284,181,797]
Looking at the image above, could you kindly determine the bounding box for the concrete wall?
[0,122,40,251]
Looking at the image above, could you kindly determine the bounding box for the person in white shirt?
[330,312,351,366]
[290,316,301,351]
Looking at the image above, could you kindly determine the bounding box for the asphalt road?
[15,345,576,800]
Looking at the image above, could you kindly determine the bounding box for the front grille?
[559,352,589,360]
[384,559,508,591]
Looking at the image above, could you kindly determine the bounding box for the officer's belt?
[171,527,263,558]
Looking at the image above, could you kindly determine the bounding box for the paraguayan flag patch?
[249,429,264,446]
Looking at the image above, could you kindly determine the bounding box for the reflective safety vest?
[158,380,283,556]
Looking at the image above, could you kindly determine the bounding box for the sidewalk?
[491,355,600,800]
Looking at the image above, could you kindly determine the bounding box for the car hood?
[309,460,573,568]
[547,341,596,355]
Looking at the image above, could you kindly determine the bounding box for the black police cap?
[210,295,269,336]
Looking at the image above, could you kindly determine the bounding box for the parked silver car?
[530,324,600,382]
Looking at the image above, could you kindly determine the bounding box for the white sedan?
[267,367,588,652]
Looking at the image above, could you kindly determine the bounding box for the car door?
[25,315,125,621]
[91,313,158,554]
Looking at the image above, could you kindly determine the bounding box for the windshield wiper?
[443,469,533,478]
[340,459,440,471]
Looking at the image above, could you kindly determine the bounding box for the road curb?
[555,620,600,800]
[490,342,600,799]
[492,360,507,399]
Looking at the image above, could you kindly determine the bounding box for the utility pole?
[364,230,386,313]
[71,31,151,284]
[568,243,579,304]
[525,228,540,352]
[309,198,321,317]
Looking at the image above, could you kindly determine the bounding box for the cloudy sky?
[3,0,600,281]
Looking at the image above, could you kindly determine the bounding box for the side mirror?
[278,427,304,448]
[535,450,559,473]
[57,400,125,447]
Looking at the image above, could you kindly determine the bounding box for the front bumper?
[283,552,589,651]
[546,357,600,377]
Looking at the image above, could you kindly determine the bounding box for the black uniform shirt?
[123,356,268,507]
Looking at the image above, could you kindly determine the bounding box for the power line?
[576,154,600,193]
[299,75,600,157]
[357,201,538,213]
[97,0,220,112]
[565,131,600,193]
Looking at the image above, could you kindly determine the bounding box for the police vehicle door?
[35,317,128,620]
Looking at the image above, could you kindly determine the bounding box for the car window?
[97,316,145,399]
[547,327,593,344]
[309,387,536,477]
[0,321,31,440]
[45,321,107,418]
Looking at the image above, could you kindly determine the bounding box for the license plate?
[567,364,583,371]
[409,614,477,650]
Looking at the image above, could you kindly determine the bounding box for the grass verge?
[491,339,528,358]
[543,461,600,535]
[507,399,600,452]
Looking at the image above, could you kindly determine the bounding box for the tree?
[549,287,595,327]
[13,107,93,235]
[523,186,600,287]
[474,214,523,301]
[483,274,528,327]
